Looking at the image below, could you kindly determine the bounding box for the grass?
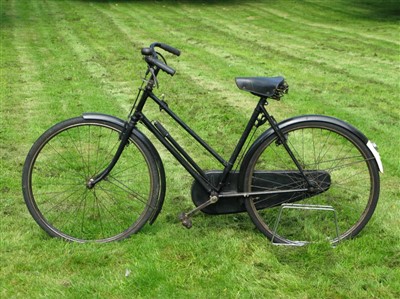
[1,0,399,298]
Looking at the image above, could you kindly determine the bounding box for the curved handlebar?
[145,56,176,76]
[142,42,180,76]
[153,42,181,56]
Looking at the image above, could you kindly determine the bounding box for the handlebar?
[152,42,181,57]
[145,56,176,76]
[141,42,180,76]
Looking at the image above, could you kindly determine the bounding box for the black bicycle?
[22,43,383,244]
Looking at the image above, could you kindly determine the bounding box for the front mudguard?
[82,113,166,224]
[239,114,383,190]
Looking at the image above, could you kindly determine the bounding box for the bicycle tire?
[243,120,380,245]
[22,117,161,242]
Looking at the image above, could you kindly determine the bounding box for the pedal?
[179,212,192,229]
[178,194,219,229]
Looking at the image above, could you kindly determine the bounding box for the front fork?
[86,117,137,189]
[86,85,154,189]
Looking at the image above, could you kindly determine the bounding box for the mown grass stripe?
[90,1,397,162]
[262,1,399,45]
[194,5,398,89]
[101,4,279,111]
[31,0,133,119]
[2,1,399,298]
[53,3,236,191]
[5,0,46,148]
[160,3,397,139]
[244,6,400,79]
[92,1,399,182]
[94,5,256,156]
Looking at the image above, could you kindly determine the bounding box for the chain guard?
[191,170,331,215]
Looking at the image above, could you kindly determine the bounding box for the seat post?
[260,96,270,109]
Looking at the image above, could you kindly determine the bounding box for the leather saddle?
[235,76,288,99]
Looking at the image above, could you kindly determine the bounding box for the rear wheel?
[243,121,380,245]
[22,117,161,242]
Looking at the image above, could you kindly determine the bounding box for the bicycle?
[22,42,383,244]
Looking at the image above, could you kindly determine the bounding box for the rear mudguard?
[239,114,383,190]
[82,113,166,224]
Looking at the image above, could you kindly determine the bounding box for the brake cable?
[156,51,167,65]
[128,49,169,118]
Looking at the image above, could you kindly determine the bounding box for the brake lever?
[149,67,159,89]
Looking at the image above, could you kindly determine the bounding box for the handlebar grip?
[145,56,176,76]
[158,43,181,56]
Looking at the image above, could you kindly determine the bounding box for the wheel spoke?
[23,118,161,242]
[245,123,379,245]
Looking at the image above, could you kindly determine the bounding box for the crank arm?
[179,195,218,228]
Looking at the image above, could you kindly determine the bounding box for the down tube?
[149,93,228,166]
[139,114,216,193]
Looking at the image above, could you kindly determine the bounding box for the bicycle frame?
[136,90,266,194]
[22,42,381,242]
[139,85,316,197]
[89,68,311,201]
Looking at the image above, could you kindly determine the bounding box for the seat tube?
[228,97,266,165]
[216,98,266,190]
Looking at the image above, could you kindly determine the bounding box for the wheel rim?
[246,123,379,244]
[27,121,156,242]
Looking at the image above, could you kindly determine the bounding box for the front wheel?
[243,121,380,245]
[22,117,161,242]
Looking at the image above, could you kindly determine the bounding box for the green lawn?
[1,0,399,298]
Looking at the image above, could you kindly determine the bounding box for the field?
[1,0,399,298]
